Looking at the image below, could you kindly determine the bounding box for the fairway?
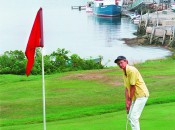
[0,57,175,130]
[1,102,175,130]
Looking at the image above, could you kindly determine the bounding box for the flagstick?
[126,117,128,130]
[42,48,46,130]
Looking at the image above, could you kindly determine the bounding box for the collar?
[123,65,129,77]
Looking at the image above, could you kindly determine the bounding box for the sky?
[0,0,44,54]
[0,0,85,54]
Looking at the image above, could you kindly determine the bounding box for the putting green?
[1,102,175,130]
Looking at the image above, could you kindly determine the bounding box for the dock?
[137,9,175,46]
[71,6,86,11]
[127,0,154,11]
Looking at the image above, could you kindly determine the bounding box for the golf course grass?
[0,57,175,130]
[2,102,175,130]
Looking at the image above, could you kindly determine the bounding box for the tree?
[0,50,26,74]
[50,48,70,72]
[0,48,104,75]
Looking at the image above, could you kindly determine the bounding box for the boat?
[129,12,140,25]
[129,13,140,20]
[171,3,175,11]
[128,10,140,20]
[133,17,140,25]
[93,0,123,17]
[86,0,94,13]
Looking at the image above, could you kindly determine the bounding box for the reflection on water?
[85,15,171,66]
[93,17,121,47]
[93,17,122,25]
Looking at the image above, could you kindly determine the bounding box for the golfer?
[114,56,149,130]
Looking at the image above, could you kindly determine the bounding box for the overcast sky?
[0,0,86,54]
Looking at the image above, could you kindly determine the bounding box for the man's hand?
[125,85,135,113]
[126,98,132,114]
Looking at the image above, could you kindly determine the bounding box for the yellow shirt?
[123,65,149,101]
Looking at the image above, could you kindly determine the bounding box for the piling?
[137,9,175,47]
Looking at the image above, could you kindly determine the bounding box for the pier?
[123,0,175,47]
[139,9,175,46]
[127,0,154,11]
[71,6,86,11]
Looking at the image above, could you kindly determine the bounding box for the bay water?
[0,0,171,66]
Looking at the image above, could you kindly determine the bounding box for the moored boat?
[86,0,94,13]
[129,13,140,20]
[171,3,175,11]
[93,0,123,17]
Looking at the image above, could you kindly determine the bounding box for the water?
[0,0,172,66]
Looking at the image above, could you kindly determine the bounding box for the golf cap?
[114,56,126,63]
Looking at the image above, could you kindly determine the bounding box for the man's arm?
[125,85,135,114]
[128,70,136,100]
[130,85,135,100]
[125,88,131,114]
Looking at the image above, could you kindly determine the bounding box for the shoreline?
[122,36,175,53]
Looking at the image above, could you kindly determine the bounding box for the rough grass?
[0,57,175,129]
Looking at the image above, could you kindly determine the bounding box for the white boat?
[171,3,175,11]
[129,13,140,20]
[86,1,94,13]
[129,11,141,24]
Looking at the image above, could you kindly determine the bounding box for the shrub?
[0,48,104,75]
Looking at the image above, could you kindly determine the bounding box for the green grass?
[0,57,175,129]
[1,102,175,130]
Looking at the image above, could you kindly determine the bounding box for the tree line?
[0,48,104,75]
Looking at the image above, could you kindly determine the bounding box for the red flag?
[25,8,44,76]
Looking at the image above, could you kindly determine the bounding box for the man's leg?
[128,97,148,130]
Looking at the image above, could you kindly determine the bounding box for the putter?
[126,112,131,130]
[126,116,129,130]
